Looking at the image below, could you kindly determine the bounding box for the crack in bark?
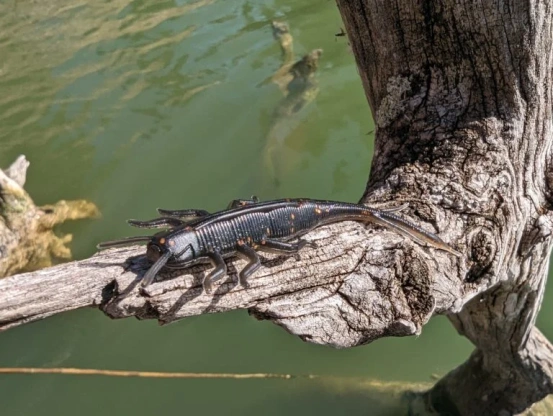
[337,0,553,414]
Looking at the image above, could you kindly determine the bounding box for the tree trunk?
[337,0,553,414]
[1,1,553,414]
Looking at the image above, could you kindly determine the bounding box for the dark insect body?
[335,27,346,38]
[97,198,461,294]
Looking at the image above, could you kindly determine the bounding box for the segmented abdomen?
[194,201,336,254]
[195,211,266,254]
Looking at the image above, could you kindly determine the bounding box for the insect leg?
[203,251,227,294]
[141,251,172,287]
[236,243,261,287]
[156,208,210,221]
[258,238,316,254]
[227,195,259,209]
[127,217,184,229]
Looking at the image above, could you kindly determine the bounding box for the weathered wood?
[0,220,461,348]
[336,0,553,414]
[2,0,553,414]
[0,156,100,277]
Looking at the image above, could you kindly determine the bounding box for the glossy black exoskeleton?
[97,197,460,294]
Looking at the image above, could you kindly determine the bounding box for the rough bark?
[1,1,553,414]
[0,222,457,341]
[0,156,100,277]
[336,0,553,414]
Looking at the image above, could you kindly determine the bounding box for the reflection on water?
[262,20,323,186]
[1,1,550,415]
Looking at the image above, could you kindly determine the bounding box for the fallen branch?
[0,219,461,350]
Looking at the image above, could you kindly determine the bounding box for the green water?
[0,1,551,415]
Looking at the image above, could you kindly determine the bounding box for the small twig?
[0,367,320,380]
[0,367,435,395]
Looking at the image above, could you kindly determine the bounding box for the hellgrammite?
[97,197,461,294]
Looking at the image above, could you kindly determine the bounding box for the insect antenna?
[96,236,151,250]
[141,251,172,287]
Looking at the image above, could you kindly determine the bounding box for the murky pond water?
[0,1,551,415]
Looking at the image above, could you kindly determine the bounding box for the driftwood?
[2,1,553,415]
[0,156,100,277]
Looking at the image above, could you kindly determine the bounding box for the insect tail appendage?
[375,211,462,257]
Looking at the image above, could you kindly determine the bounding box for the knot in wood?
[398,249,435,327]
[466,227,496,283]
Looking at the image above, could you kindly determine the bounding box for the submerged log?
[264,21,323,185]
[0,156,100,277]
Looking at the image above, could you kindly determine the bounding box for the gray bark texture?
[1,0,553,415]
[337,0,553,414]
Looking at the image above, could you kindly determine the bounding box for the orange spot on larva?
[291,213,295,219]
[159,238,166,245]
[168,240,175,246]
[315,208,322,214]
